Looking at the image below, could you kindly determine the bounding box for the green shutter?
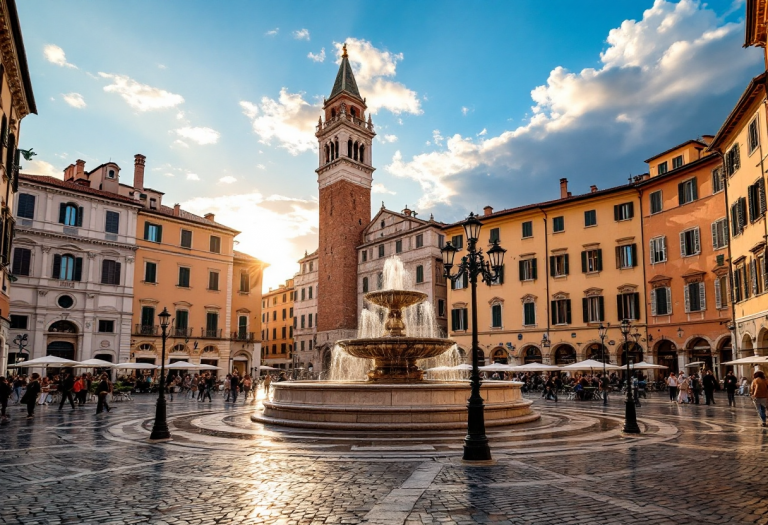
[581,251,587,273]
[597,249,603,271]
[582,298,589,323]
[531,258,537,280]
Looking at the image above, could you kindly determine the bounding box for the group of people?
[665,370,724,405]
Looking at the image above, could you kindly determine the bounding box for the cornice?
[15,227,139,251]
[0,2,32,119]
[20,181,142,209]
[315,156,375,177]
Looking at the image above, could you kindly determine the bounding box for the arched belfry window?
[360,144,366,164]
[330,142,335,160]
[350,107,357,118]
[334,139,339,159]
[331,108,336,118]
[348,139,353,158]
[353,142,359,161]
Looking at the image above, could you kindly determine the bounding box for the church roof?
[329,44,362,102]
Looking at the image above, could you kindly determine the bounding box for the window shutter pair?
[550,254,569,276]
[105,211,120,234]
[18,194,35,219]
[11,247,31,276]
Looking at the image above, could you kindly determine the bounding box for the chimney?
[173,204,180,216]
[63,164,75,181]
[483,205,494,216]
[204,212,215,222]
[133,154,146,190]
[75,159,86,180]
[560,178,568,199]
[590,185,598,193]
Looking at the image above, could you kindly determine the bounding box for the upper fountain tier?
[364,290,427,337]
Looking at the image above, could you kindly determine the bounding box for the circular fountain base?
[253,381,539,431]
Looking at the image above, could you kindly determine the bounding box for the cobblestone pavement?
[2,389,768,524]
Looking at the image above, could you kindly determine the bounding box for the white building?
[294,250,319,374]
[9,162,140,366]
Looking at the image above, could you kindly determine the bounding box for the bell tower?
[316,44,375,349]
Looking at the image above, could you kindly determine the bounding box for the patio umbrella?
[479,363,516,372]
[629,361,668,370]
[74,358,116,368]
[196,363,222,370]
[509,362,561,372]
[561,359,622,371]
[164,361,197,369]
[685,361,706,368]
[259,365,279,370]
[7,355,79,367]
[113,362,158,370]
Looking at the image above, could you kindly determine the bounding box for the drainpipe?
[541,208,551,363]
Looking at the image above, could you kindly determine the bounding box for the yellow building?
[444,179,646,367]
[261,278,295,370]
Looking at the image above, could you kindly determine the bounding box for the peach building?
[261,278,294,370]
[444,179,646,367]
[639,138,731,376]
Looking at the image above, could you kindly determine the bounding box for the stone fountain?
[253,258,538,431]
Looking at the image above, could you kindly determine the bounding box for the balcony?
[231,331,255,342]
[134,324,158,336]
[201,328,223,339]
[172,327,193,338]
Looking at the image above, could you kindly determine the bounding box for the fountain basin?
[253,381,539,431]
[337,337,456,382]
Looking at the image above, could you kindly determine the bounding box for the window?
[144,222,162,243]
[209,236,221,254]
[308,313,313,328]
[650,191,663,214]
[491,304,502,328]
[489,228,500,243]
[712,168,724,194]
[748,178,767,221]
[549,254,569,277]
[523,302,536,326]
[239,271,250,292]
[105,211,120,234]
[552,216,565,233]
[308,286,313,299]
[519,258,537,281]
[180,229,192,249]
[17,193,34,219]
[144,261,157,283]
[178,267,190,288]
[437,299,446,317]
[582,296,604,323]
[650,287,672,316]
[57,295,74,309]
[749,117,760,154]
[272,311,276,321]
[490,265,505,285]
[208,271,219,291]
[175,310,189,332]
[206,312,219,335]
[615,244,637,269]
[416,234,424,248]
[584,210,597,227]
[98,320,114,333]
[711,218,728,249]
[617,292,640,321]
[685,282,706,312]
[11,247,31,276]
[451,235,464,249]
[59,203,82,227]
[438,235,445,248]
[107,169,115,179]
[451,308,468,331]
[378,245,385,258]
[282,326,286,338]
[361,250,367,262]
[416,265,424,284]
[551,298,571,325]
[672,155,684,169]
[522,221,533,238]
[581,249,602,273]
[657,161,668,175]
[715,274,729,309]
[101,259,121,285]
[725,144,741,176]
[238,316,248,338]
[289,307,293,318]
[53,254,82,281]
[301,315,306,329]
[282,308,286,320]
[733,265,745,303]
[731,197,748,236]
[753,257,765,296]
[452,273,466,290]
[10,315,27,329]
[649,237,667,264]
[140,306,155,329]
[679,228,701,257]
[614,202,634,221]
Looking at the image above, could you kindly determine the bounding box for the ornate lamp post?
[620,319,640,434]
[149,307,172,442]
[598,323,609,406]
[441,212,506,461]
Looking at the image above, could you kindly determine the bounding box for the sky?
[17,0,765,291]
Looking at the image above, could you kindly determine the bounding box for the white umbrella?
[722,355,768,365]
[113,362,158,370]
[561,359,621,371]
[632,361,668,370]
[509,362,561,372]
[259,365,279,370]
[8,355,79,367]
[196,363,221,370]
[479,363,515,372]
[74,358,116,368]
[685,361,706,368]
[164,361,197,369]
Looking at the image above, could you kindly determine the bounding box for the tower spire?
[329,43,362,101]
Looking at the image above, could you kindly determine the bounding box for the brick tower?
[315,44,375,353]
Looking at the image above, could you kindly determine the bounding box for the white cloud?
[308,48,326,62]
[158,64,167,70]
[239,90,319,155]
[387,0,763,209]
[172,139,189,148]
[265,28,279,36]
[432,130,444,146]
[293,29,310,40]
[256,164,266,170]
[477,128,487,136]
[175,126,220,145]
[98,72,184,111]
[333,38,421,115]
[181,192,318,290]
[186,173,200,181]
[43,44,77,68]
[461,106,470,116]
[62,93,86,108]
[23,159,59,177]
[219,176,237,184]
[372,183,396,195]
[380,134,398,143]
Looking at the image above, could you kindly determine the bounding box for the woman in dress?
[677,373,689,404]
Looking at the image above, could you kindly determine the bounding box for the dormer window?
[149,198,157,210]
[107,169,116,179]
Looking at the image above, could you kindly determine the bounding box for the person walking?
[96,373,112,414]
[677,374,689,404]
[724,371,738,407]
[21,373,41,419]
[73,374,87,406]
[242,375,252,403]
[689,373,701,405]
[229,373,240,404]
[263,374,272,396]
[58,371,76,410]
[749,370,768,427]
[0,376,11,423]
[12,375,25,404]
[667,372,678,403]
[202,373,213,403]
[703,370,718,405]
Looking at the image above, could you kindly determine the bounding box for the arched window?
[348,139,353,158]
[363,277,369,293]
[359,144,365,164]
[324,144,330,163]
[334,139,339,159]
[171,344,187,353]
[353,142,359,161]
[350,107,357,118]
[59,254,76,280]
[491,304,502,328]
[331,108,336,118]
[138,343,154,352]
[330,142,335,160]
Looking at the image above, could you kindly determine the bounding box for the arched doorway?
[232,354,249,376]
[718,336,733,379]
[522,346,542,364]
[491,347,508,364]
[688,337,712,371]
[619,341,643,366]
[656,340,678,374]
[47,341,75,360]
[554,345,577,365]
[585,343,609,363]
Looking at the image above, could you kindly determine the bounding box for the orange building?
[261,278,295,370]
[639,138,731,376]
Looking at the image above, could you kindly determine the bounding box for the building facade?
[293,250,318,374]
[261,278,294,370]
[0,0,36,375]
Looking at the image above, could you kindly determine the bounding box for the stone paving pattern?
[2,391,768,524]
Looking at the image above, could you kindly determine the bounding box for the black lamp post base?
[463,436,492,461]
[149,396,172,442]
[623,398,641,434]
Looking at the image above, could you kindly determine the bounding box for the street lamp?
[598,323,609,406]
[149,307,172,442]
[441,212,506,462]
[620,319,640,434]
